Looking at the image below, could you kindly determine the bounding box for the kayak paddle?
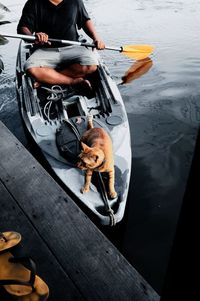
[0,33,154,60]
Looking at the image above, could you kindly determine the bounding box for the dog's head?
[77,142,105,170]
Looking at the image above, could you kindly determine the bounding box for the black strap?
[0,232,7,242]
[94,159,106,170]
[0,279,34,288]
[0,257,37,292]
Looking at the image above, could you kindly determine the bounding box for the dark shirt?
[17,0,90,42]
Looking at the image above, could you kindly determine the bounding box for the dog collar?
[95,159,106,170]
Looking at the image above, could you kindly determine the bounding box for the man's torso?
[18,0,90,41]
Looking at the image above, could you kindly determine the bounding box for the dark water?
[1,0,200,294]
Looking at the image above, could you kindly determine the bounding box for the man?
[17,0,105,88]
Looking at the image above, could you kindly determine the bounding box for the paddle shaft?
[1,33,123,52]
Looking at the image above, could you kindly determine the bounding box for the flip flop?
[0,232,22,253]
[0,252,49,301]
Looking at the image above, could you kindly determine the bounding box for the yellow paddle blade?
[122,44,154,60]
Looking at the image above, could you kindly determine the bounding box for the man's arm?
[18,26,50,45]
[17,0,35,34]
[18,26,32,35]
[83,20,105,50]
[17,1,50,45]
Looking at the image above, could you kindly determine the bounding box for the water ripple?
[0,76,15,112]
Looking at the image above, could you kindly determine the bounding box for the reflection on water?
[121,58,153,84]
[0,20,10,25]
[0,54,3,72]
[1,0,200,294]
[0,3,10,12]
[0,35,8,45]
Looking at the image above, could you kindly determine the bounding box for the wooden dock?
[0,121,159,301]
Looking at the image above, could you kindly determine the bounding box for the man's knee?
[82,65,97,74]
[26,67,40,77]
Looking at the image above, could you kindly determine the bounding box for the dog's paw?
[80,187,90,194]
[109,191,117,199]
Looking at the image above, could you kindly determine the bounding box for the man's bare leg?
[27,64,97,88]
[59,64,97,78]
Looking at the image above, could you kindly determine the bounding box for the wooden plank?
[0,121,159,301]
[0,180,85,301]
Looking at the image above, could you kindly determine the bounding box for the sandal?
[0,231,21,253]
[0,252,49,301]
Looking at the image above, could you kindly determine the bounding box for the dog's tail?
[87,114,94,129]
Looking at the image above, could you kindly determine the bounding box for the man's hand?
[35,32,51,45]
[93,38,105,50]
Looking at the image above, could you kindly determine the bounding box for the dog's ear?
[81,142,90,152]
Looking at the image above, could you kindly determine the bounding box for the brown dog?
[77,115,117,199]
